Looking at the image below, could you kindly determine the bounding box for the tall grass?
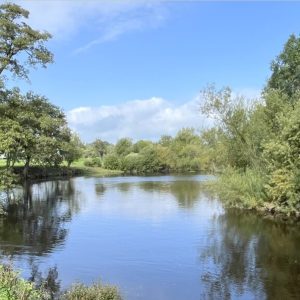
[216,168,267,210]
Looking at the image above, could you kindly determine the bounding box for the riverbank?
[0,159,124,185]
[205,169,300,223]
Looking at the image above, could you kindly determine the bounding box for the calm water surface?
[0,175,300,299]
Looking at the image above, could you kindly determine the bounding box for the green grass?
[215,167,267,210]
[0,158,123,180]
[70,159,123,177]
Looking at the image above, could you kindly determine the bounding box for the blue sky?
[10,1,300,142]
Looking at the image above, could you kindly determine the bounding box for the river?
[0,175,299,299]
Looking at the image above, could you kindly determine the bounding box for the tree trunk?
[23,157,30,179]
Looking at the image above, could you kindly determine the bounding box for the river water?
[0,175,299,299]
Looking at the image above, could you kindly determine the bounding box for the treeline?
[200,34,300,216]
[81,128,216,174]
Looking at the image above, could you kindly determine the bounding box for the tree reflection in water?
[137,180,207,208]
[0,179,81,256]
[200,209,300,300]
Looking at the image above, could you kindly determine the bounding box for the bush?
[121,153,142,174]
[0,264,50,300]
[103,154,121,170]
[83,157,102,168]
[61,283,121,300]
[0,264,122,300]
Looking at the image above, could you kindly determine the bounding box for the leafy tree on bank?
[0,89,71,177]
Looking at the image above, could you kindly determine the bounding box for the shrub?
[83,157,102,168]
[61,283,121,300]
[0,264,50,300]
[103,154,121,170]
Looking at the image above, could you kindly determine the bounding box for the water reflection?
[200,209,300,300]
[0,176,299,300]
[28,261,61,300]
[114,180,208,209]
[0,179,80,256]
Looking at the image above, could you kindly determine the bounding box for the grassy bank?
[0,264,121,300]
[212,168,300,221]
[70,159,123,177]
[0,159,123,185]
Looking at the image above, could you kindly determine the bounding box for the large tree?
[0,2,53,84]
[0,89,70,177]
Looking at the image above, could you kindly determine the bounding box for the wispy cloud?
[67,97,210,143]
[17,0,167,52]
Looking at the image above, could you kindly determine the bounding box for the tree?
[91,139,109,158]
[115,138,133,156]
[268,34,300,99]
[0,2,53,85]
[63,133,83,167]
[158,135,173,147]
[200,85,256,169]
[0,89,23,168]
[132,140,152,153]
[0,89,70,177]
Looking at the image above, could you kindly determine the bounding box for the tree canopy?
[0,2,53,84]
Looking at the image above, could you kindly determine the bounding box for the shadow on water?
[200,209,300,300]
[0,179,81,256]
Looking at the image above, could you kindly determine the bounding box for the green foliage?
[114,138,133,156]
[268,34,300,98]
[83,157,102,168]
[103,154,121,170]
[91,139,110,158]
[0,264,50,300]
[202,35,300,216]
[137,145,166,174]
[0,264,122,300]
[121,153,142,174]
[0,2,53,83]
[63,133,84,167]
[262,101,300,213]
[61,283,121,300]
[0,89,71,177]
[217,168,267,210]
[98,128,208,174]
[0,169,17,189]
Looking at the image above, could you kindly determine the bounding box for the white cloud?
[67,97,210,143]
[16,0,167,51]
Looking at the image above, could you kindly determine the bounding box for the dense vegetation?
[200,34,300,216]
[81,128,214,175]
